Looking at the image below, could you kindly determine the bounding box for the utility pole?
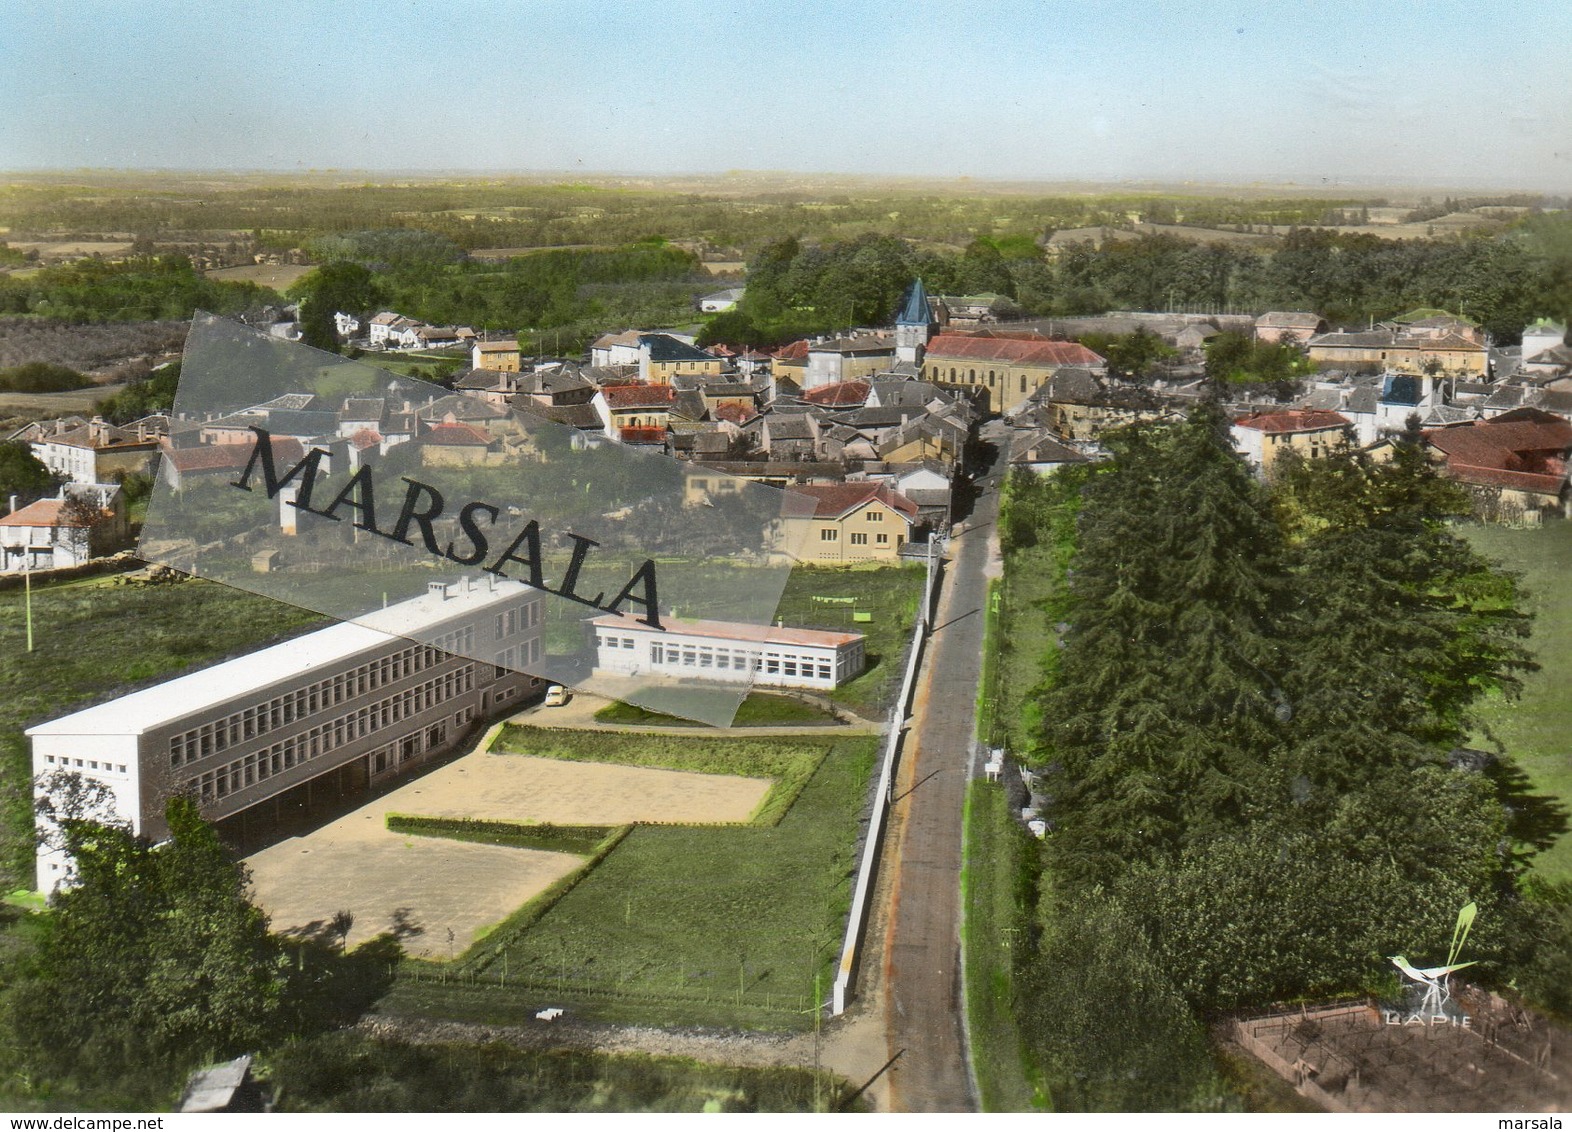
[24,559,34,651]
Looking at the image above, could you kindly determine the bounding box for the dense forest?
[0,256,273,322]
[717,220,1572,345]
[1001,413,1572,1108]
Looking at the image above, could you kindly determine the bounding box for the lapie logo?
[1385,901,1476,1026]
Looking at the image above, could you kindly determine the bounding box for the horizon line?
[1,167,1567,197]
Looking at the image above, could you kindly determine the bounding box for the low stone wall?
[0,552,141,591]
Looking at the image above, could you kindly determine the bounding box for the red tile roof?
[713,402,759,425]
[619,426,667,445]
[603,384,677,410]
[773,339,811,361]
[422,422,491,447]
[0,499,83,528]
[924,334,1104,367]
[786,482,919,520]
[1424,412,1572,494]
[1234,409,1352,434]
[802,380,871,407]
[349,428,382,451]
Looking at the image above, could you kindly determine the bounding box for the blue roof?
[638,333,718,363]
[1382,374,1422,406]
[897,280,933,326]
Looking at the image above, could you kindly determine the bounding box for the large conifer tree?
[1272,433,1535,819]
[1041,402,1288,886]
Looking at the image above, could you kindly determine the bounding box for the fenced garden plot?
[389,736,878,1031]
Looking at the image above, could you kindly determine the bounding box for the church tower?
[895,279,937,366]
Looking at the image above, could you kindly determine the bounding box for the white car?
[543,685,569,707]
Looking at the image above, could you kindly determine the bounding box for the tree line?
[1002,409,1572,1108]
[0,256,271,322]
[703,216,1572,348]
[0,792,397,1108]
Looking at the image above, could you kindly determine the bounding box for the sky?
[2,0,1570,190]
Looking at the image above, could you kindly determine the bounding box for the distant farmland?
[205,262,313,289]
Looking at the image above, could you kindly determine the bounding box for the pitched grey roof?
[671,390,708,422]
[766,413,817,441]
[340,397,387,422]
[701,381,757,399]
[808,335,894,355]
[416,394,505,421]
[515,401,602,430]
[1046,367,1102,405]
[1310,329,1396,348]
[866,380,954,409]
[581,364,640,385]
[640,333,719,364]
[1485,385,1526,411]
[1345,387,1379,414]
[1422,404,1478,426]
[1010,429,1090,466]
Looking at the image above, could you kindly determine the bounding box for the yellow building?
[471,340,521,373]
[1306,329,1487,376]
[1230,409,1353,474]
[780,483,917,564]
[639,334,724,384]
[922,333,1105,413]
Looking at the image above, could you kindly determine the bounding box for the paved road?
[880,441,1005,1112]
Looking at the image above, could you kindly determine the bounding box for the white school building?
[29,577,547,892]
[589,615,865,691]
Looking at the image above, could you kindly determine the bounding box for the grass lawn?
[985,542,1060,760]
[592,692,842,728]
[770,564,924,717]
[266,1030,857,1112]
[1464,522,1572,882]
[382,733,877,1030]
[961,779,1046,1112]
[0,574,325,886]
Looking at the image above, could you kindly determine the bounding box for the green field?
[382,732,877,1030]
[961,779,1046,1112]
[0,574,325,887]
[592,692,842,728]
[771,564,925,716]
[1464,522,1572,881]
[982,515,1065,760]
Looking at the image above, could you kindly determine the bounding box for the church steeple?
[895,279,936,366]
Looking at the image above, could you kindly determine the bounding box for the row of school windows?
[493,638,543,674]
[186,704,476,803]
[168,642,461,767]
[927,366,1035,394]
[820,529,894,545]
[649,641,842,681]
[43,754,127,775]
[496,600,541,638]
[170,665,476,777]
